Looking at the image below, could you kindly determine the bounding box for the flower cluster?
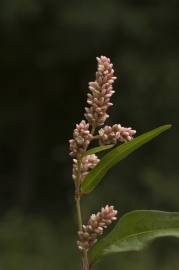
[98,124,136,145]
[77,205,117,251]
[69,55,136,185]
[69,120,92,158]
[69,56,137,256]
[72,154,100,183]
[84,56,117,128]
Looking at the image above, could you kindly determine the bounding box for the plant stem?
[75,159,90,270]
[92,135,100,140]
[76,196,82,230]
[75,124,97,270]
[91,125,96,135]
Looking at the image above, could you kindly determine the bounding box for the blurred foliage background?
[0,0,178,269]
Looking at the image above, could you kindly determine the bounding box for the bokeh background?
[0,0,178,269]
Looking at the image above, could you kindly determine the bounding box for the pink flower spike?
[77,205,118,251]
[72,154,100,183]
[98,124,136,145]
[69,120,92,158]
[84,56,117,127]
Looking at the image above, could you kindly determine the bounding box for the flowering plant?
[69,56,178,270]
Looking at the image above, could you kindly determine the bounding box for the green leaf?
[81,144,114,157]
[90,210,179,264]
[81,124,171,193]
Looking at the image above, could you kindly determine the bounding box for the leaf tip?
[164,124,172,129]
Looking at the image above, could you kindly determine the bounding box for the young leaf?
[81,124,171,193]
[81,144,114,157]
[90,210,179,264]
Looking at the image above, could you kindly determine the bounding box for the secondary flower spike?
[72,154,100,183]
[98,124,136,145]
[69,120,93,158]
[84,56,117,128]
[77,205,117,251]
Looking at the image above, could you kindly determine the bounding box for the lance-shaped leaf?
[81,144,114,158]
[90,210,179,264]
[81,125,171,193]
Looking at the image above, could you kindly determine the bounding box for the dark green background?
[0,0,178,269]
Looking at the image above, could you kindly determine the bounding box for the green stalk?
[75,159,90,270]
[75,124,97,269]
